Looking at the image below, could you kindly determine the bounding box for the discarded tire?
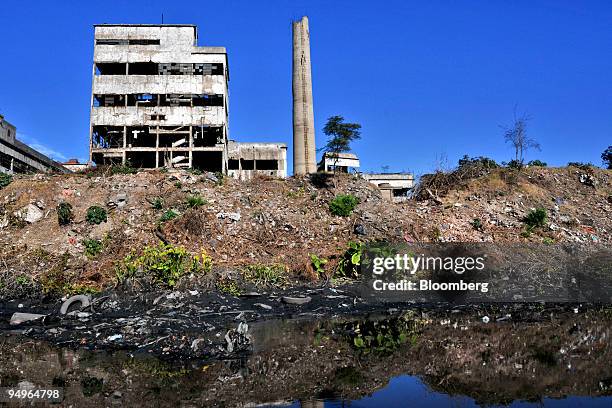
[60,295,91,315]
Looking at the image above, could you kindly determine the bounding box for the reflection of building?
[317,152,360,173]
[362,173,415,201]
[0,115,67,174]
[62,159,89,173]
[89,24,285,178]
[227,141,287,179]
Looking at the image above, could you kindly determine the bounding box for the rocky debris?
[216,211,241,222]
[254,303,272,310]
[579,173,598,187]
[9,312,46,325]
[15,203,44,223]
[108,192,128,209]
[282,296,312,305]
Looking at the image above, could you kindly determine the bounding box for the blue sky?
[0,0,610,175]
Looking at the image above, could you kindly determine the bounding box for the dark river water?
[1,311,611,407]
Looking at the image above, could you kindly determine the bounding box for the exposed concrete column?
[188,125,193,168]
[122,126,127,165]
[292,16,316,175]
[155,125,159,168]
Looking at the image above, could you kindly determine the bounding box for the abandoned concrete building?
[89,24,285,176]
[361,173,415,201]
[0,115,66,174]
[317,152,360,173]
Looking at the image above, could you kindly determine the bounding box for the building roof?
[322,152,359,160]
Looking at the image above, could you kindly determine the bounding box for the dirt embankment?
[0,166,610,297]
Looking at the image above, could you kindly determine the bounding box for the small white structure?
[362,173,415,201]
[317,152,360,173]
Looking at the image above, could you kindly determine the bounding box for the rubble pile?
[0,166,609,294]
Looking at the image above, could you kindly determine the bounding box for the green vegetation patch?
[0,173,13,189]
[86,205,107,224]
[57,202,74,226]
[335,242,364,279]
[329,194,359,217]
[243,263,288,287]
[116,243,212,288]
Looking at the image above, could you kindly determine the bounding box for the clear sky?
[0,0,610,175]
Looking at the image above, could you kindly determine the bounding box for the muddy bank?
[1,306,611,407]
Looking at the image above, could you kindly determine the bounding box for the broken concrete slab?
[282,296,312,305]
[10,312,46,325]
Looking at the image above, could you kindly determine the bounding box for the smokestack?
[292,16,316,175]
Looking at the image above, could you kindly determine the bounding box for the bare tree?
[502,109,540,164]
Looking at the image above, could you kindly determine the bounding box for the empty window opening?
[126,127,154,147]
[128,62,159,75]
[95,63,126,75]
[96,39,128,45]
[193,126,222,147]
[148,114,166,121]
[228,159,239,170]
[126,152,156,168]
[159,63,193,75]
[92,126,124,148]
[194,63,224,75]
[240,159,254,170]
[159,94,191,107]
[193,94,224,107]
[93,94,125,107]
[256,160,279,170]
[128,39,160,45]
[92,153,123,166]
[158,127,190,148]
[127,94,158,106]
[193,151,223,172]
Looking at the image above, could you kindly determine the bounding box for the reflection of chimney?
[292,16,316,175]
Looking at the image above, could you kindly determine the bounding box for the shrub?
[528,159,547,167]
[217,280,242,296]
[329,194,359,217]
[243,264,288,287]
[214,172,225,186]
[151,197,164,210]
[174,181,183,189]
[186,194,207,208]
[310,254,328,277]
[471,218,483,232]
[159,209,179,222]
[57,202,74,226]
[111,164,137,175]
[83,239,103,257]
[506,159,523,169]
[335,242,363,279]
[0,173,12,189]
[523,208,547,229]
[602,146,612,169]
[458,155,498,169]
[568,162,594,171]
[86,206,107,224]
[116,243,212,287]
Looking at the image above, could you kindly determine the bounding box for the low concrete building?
[62,159,89,173]
[317,152,360,173]
[362,173,415,201]
[0,115,67,174]
[227,141,287,179]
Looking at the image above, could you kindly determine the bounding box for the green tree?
[602,146,612,169]
[321,116,361,184]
